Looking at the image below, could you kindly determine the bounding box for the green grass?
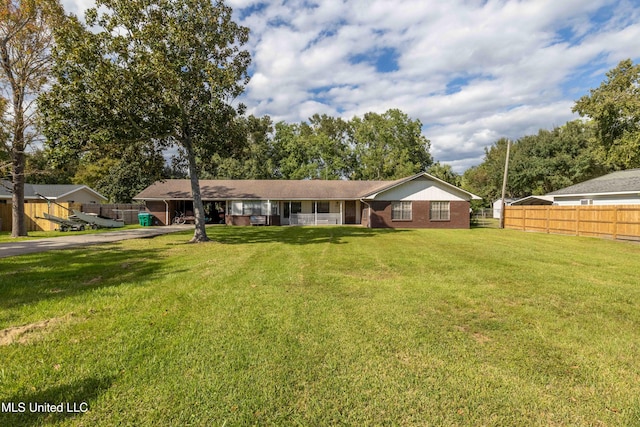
[0,224,143,243]
[0,226,639,426]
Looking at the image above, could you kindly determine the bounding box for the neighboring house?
[546,169,640,206]
[0,181,107,232]
[134,172,482,228]
[511,169,640,206]
[0,181,107,204]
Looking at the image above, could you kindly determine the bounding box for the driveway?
[0,225,193,258]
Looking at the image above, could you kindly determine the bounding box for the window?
[430,201,450,221]
[392,201,412,220]
[242,201,263,215]
[313,201,330,213]
[284,201,302,218]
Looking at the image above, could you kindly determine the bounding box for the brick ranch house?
[133,172,481,228]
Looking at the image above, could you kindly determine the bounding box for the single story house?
[546,169,640,206]
[134,172,482,228]
[511,169,640,206]
[0,181,107,204]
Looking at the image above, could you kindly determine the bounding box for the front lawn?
[0,227,638,425]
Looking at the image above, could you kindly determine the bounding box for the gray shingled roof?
[134,179,397,201]
[547,169,640,196]
[0,181,105,200]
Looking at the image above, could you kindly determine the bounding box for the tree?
[509,121,604,196]
[462,122,606,204]
[24,147,77,184]
[573,59,640,169]
[427,162,461,186]
[462,137,511,203]
[272,114,352,180]
[1,0,64,237]
[70,144,167,202]
[40,0,250,242]
[350,109,432,180]
[199,115,277,179]
[92,147,166,203]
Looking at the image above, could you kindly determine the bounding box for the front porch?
[227,200,363,226]
[289,213,342,225]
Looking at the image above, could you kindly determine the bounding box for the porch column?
[340,201,343,225]
[314,201,317,225]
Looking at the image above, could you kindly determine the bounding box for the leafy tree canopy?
[40,0,251,241]
[462,121,605,204]
[573,59,640,169]
[197,109,433,182]
[351,109,432,180]
[427,162,461,187]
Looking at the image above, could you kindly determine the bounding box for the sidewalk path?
[0,225,193,259]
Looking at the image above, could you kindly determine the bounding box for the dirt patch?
[84,276,103,285]
[472,332,491,344]
[455,325,492,344]
[0,313,74,346]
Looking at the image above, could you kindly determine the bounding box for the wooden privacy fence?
[0,202,81,232]
[0,203,145,232]
[505,205,640,241]
[80,204,145,225]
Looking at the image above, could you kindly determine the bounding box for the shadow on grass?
[0,245,166,311]
[207,225,407,245]
[0,375,114,427]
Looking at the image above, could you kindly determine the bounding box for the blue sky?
[63,0,640,172]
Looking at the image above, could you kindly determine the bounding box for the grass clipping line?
[0,313,75,346]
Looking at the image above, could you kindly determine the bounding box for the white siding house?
[546,169,640,206]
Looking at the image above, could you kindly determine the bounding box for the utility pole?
[499,139,511,229]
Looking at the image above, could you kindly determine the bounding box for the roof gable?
[361,172,481,201]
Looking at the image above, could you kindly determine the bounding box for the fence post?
[613,206,618,240]
[575,206,580,236]
[545,206,550,234]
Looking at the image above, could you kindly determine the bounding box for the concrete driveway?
[0,225,193,258]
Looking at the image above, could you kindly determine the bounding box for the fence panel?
[505,205,640,241]
[25,202,83,231]
[81,204,145,225]
[0,204,10,232]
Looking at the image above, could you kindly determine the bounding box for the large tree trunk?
[183,137,209,243]
[11,150,26,237]
[10,111,27,237]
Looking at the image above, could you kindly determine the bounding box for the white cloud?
[62,0,640,173]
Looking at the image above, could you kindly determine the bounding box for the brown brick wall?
[145,201,175,226]
[368,200,470,229]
